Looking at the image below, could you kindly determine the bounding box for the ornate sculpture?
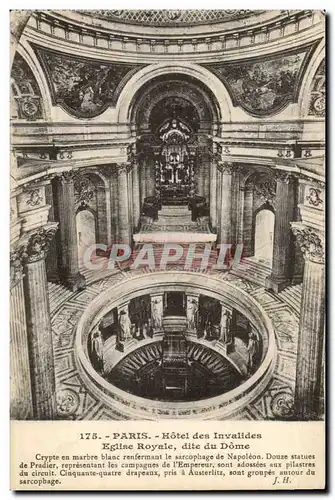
[291,226,325,264]
[10,248,25,288]
[187,298,198,330]
[118,308,132,341]
[26,189,43,207]
[306,187,323,207]
[21,224,59,263]
[151,296,163,329]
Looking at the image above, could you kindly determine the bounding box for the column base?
[60,272,86,292]
[265,275,291,293]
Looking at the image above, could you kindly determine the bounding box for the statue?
[247,330,258,374]
[118,308,132,341]
[151,297,163,329]
[220,309,232,344]
[187,298,198,330]
[92,329,104,374]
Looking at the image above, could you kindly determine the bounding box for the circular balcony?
[75,271,276,419]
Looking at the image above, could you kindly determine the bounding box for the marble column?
[186,293,199,337]
[10,250,33,419]
[218,162,233,245]
[55,172,86,292]
[151,293,164,336]
[132,162,141,231]
[140,158,147,206]
[291,225,325,420]
[216,166,222,241]
[21,224,58,419]
[265,173,296,293]
[117,163,131,246]
[209,160,217,230]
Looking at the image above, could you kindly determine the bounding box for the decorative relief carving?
[10,248,25,288]
[11,53,42,120]
[56,388,79,418]
[203,46,314,116]
[74,175,95,209]
[271,391,294,419]
[254,178,276,204]
[26,189,43,207]
[33,46,146,118]
[306,187,323,207]
[22,224,59,263]
[81,9,259,25]
[291,226,325,264]
[308,60,325,117]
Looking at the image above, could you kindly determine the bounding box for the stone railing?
[75,271,276,420]
[25,10,323,62]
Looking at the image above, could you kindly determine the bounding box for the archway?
[254,208,275,266]
[76,209,97,265]
[132,74,218,210]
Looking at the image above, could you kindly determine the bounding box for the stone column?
[10,250,33,419]
[209,160,217,230]
[186,293,199,337]
[140,158,147,206]
[21,224,58,419]
[151,293,164,336]
[218,162,233,245]
[291,225,325,420]
[55,172,86,292]
[132,162,141,231]
[117,163,131,246]
[265,173,296,293]
[232,166,245,246]
[216,166,222,241]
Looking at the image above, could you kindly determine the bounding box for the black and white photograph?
[9,8,326,491]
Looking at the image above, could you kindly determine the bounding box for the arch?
[252,203,275,267]
[80,171,110,246]
[131,77,215,131]
[298,38,325,118]
[115,62,233,124]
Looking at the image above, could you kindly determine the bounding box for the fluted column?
[21,224,58,419]
[10,250,33,419]
[265,173,296,293]
[117,163,131,245]
[132,162,141,231]
[218,162,233,245]
[55,172,86,292]
[291,226,325,420]
[209,160,217,230]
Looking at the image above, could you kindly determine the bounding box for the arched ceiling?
[131,74,220,130]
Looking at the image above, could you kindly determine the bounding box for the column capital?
[273,170,297,184]
[291,224,325,264]
[20,222,59,264]
[217,161,234,174]
[56,170,77,184]
[117,162,132,175]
